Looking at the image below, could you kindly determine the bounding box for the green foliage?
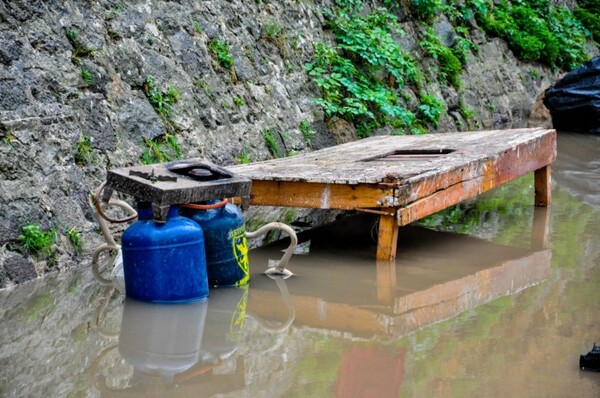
[262,129,282,158]
[19,224,56,258]
[144,75,180,118]
[417,94,444,128]
[468,0,590,70]
[452,27,478,64]
[420,28,463,88]
[67,227,83,255]
[194,78,215,100]
[299,119,315,147]
[2,130,15,146]
[193,21,203,35]
[140,133,181,165]
[238,150,251,164]
[75,134,93,166]
[65,29,95,63]
[208,38,234,69]
[106,3,123,20]
[80,67,93,86]
[233,96,245,107]
[411,0,444,22]
[574,0,600,46]
[263,22,283,41]
[306,8,420,136]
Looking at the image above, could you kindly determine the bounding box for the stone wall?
[0,0,587,287]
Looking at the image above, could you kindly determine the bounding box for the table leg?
[534,165,551,207]
[377,213,399,261]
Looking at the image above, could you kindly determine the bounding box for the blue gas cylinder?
[122,204,209,303]
[180,200,249,287]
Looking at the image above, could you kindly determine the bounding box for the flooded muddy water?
[2,132,600,397]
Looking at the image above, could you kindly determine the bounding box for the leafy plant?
[574,0,600,46]
[65,29,95,63]
[106,3,123,20]
[80,67,93,86]
[299,119,315,147]
[233,96,245,107]
[420,28,463,88]
[67,227,83,255]
[262,129,282,158]
[263,22,283,41]
[469,0,589,70]
[411,0,444,22]
[208,38,234,69]
[19,224,56,258]
[194,78,215,100]
[144,75,180,118]
[2,130,15,146]
[193,21,203,35]
[306,8,420,137]
[417,94,444,128]
[75,134,93,166]
[140,133,181,164]
[239,150,251,164]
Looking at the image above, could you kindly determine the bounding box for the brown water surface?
[1,132,600,397]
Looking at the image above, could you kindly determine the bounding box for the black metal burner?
[104,159,252,222]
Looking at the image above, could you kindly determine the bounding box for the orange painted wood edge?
[397,132,556,226]
[247,180,397,209]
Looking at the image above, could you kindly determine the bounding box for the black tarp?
[544,56,600,133]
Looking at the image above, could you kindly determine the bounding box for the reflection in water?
[1,133,600,397]
[554,132,600,209]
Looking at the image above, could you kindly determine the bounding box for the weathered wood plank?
[229,128,556,186]
[247,180,397,209]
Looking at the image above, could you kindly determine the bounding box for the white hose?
[245,222,297,277]
[91,182,137,285]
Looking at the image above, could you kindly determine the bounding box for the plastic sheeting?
[544,56,600,133]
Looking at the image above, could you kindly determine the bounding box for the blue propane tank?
[180,199,249,287]
[122,204,209,303]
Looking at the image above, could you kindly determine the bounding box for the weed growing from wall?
[80,67,93,87]
[299,120,315,147]
[208,38,234,69]
[262,129,282,158]
[420,28,463,89]
[142,74,183,161]
[67,227,83,255]
[65,29,95,64]
[467,0,590,70]
[140,133,181,165]
[144,75,181,119]
[575,0,600,46]
[417,94,445,128]
[75,133,93,166]
[19,224,56,258]
[306,7,422,137]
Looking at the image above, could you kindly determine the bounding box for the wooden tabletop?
[229,128,556,210]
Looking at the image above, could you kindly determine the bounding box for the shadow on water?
[1,133,600,397]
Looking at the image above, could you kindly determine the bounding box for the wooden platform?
[229,128,556,260]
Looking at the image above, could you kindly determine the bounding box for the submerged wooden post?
[377,212,399,261]
[534,165,551,206]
